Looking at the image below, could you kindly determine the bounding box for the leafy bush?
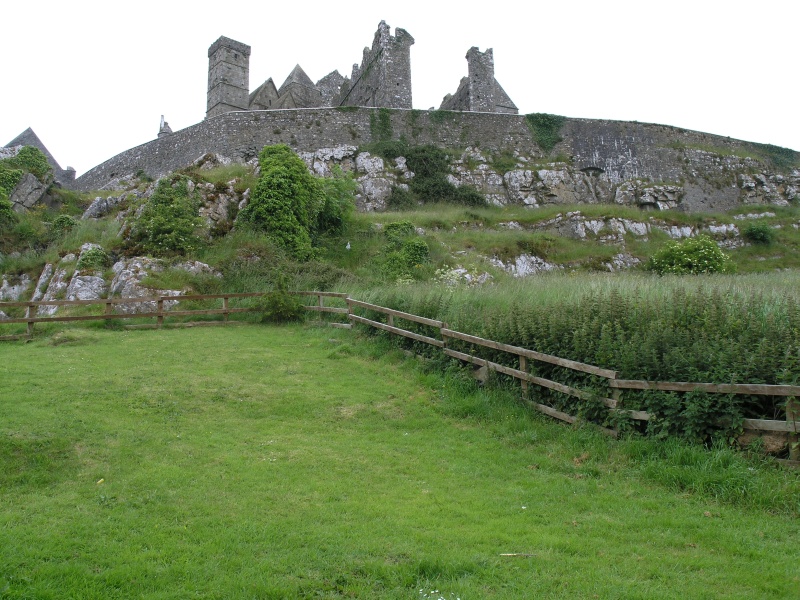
[364,142,486,208]
[382,238,430,281]
[0,194,17,230]
[647,235,734,275]
[254,275,306,323]
[50,214,77,237]
[742,222,775,245]
[0,167,24,196]
[4,146,52,182]
[131,176,203,256]
[77,246,110,271]
[237,145,324,260]
[400,238,430,266]
[385,220,416,243]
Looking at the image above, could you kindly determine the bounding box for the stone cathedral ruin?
[205,20,516,117]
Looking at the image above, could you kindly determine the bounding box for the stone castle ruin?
[204,21,512,119]
[440,47,518,114]
[4,19,794,217]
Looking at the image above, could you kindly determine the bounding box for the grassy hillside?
[2,325,799,598]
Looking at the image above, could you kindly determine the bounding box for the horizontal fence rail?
[3,291,798,459]
[0,291,348,338]
[344,296,799,459]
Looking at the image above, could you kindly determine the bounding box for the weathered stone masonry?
[74,106,796,214]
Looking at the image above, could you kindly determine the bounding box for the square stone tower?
[207,36,251,119]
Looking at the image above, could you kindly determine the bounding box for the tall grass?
[355,273,800,440]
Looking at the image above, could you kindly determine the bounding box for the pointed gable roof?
[249,78,280,109]
[278,65,315,95]
[4,127,63,171]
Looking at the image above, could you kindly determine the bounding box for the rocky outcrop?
[12,250,219,316]
[108,258,181,314]
[8,173,48,213]
[0,274,31,301]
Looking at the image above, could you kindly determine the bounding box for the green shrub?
[0,167,24,196]
[0,146,52,182]
[385,220,416,249]
[0,194,17,230]
[131,175,203,256]
[50,214,77,237]
[490,150,518,174]
[400,238,430,267]
[742,222,775,245]
[382,238,430,281]
[366,142,486,208]
[646,235,734,275]
[237,145,324,259]
[254,275,306,323]
[77,246,110,271]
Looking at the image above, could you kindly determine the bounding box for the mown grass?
[1,325,799,599]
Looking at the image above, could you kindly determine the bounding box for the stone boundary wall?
[75,107,771,193]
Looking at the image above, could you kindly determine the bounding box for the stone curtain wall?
[76,108,538,190]
[75,107,790,213]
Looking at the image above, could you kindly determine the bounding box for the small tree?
[647,235,735,275]
[132,176,203,256]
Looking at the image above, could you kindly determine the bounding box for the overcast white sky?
[2,0,797,176]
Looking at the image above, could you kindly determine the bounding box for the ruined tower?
[465,47,496,112]
[440,47,518,114]
[206,36,251,119]
[336,21,415,109]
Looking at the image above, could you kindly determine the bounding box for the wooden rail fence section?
[2,291,797,459]
[0,291,348,339]
[343,297,799,460]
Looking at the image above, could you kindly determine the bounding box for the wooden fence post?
[104,299,112,326]
[223,296,229,323]
[26,303,34,338]
[157,298,164,329]
[318,294,324,310]
[788,397,799,462]
[387,314,394,328]
[519,356,529,399]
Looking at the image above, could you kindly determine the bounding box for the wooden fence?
[343,297,800,462]
[0,291,348,339]
[2,291,797,460]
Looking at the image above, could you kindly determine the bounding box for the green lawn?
[1,325,798,599]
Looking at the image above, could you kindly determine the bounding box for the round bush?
[647,235,734,275]
[50,214,77,237]
[742,222,775,245]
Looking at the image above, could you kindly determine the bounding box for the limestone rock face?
[66,275,106,301]
[490,254,560,277]
[109,258,181,314]
[0,274,31,301]
[37,254,76,316]
[82,193,131,219]
[9,173,48,212]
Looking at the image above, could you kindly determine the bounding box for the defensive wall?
[74,107,764,193]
